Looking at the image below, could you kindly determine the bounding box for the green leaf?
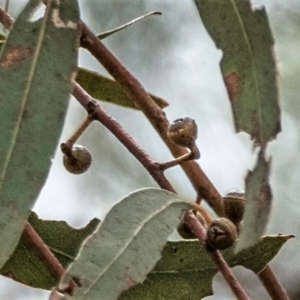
[0,212,100,290]
[97,11,162,40]
[120,234,293,299]
[235,149,272,252]
[76,68,168,110]
[194,0,280,146]
[59,188,194,299]
[0,33,5,42]
[0,0,79,268]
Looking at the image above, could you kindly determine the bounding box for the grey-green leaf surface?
[1,212,100,290]
[235,149,272,252]
[0,0,79,268]
[194,0,280,146]
[76,68,168,110]
[120,234,293,300]
[97,11,162,40]
[59,188,194,299]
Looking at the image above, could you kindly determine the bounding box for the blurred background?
[0,0,299,299]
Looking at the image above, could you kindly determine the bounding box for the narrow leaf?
[235,149,272,252]
[0,33,5,43]
[97,11,162,40]
[59,188,194,299]
[76,68,168,110]
[0,0,79,268]
[194,0,280,146]
[1,213,100,290]
[120,234,293,299]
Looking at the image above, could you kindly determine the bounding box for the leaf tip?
[279,233,295,240]
[151,11,162,16]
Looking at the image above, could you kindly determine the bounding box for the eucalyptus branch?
[258,266,290,300]
[22,223,76,296]
[72,81,252,299]
[79,21,225,217]
[184,211,250,300]
[72,82,175,192]
[0,4,224,215]
[22,223,64,280]
[0,6,290,300]
[77,21,291,300]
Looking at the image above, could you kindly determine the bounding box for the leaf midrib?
[82,200,189,298]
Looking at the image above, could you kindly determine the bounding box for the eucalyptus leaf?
[235,149,272,252]
[97,11,162,40]
[59,188,194,300]
[120,234,293,300]
[1,213,100,290]
[0,0,79,268]
[76,68,168,110]
[194,0,280,146]
[0,33,5,43]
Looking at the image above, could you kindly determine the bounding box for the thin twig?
[66,116,93,146]
[159,152,194,171]
[184,211,251,300]
[79,21,225,217]
[77,22,290,300]
[73,82,213,223]
[22,223,65,281]
[72,81,175,192]
[61,115,94,157]
[22,223,77,296]
[73,81,250,300]
[0,7,290,300]
[258,265,290,300]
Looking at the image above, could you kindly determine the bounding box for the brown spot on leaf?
[224,72,240,100]
[0,46,34,67]
[259,183,272,207]
[124,267,137,289]
[2,271,18,281]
